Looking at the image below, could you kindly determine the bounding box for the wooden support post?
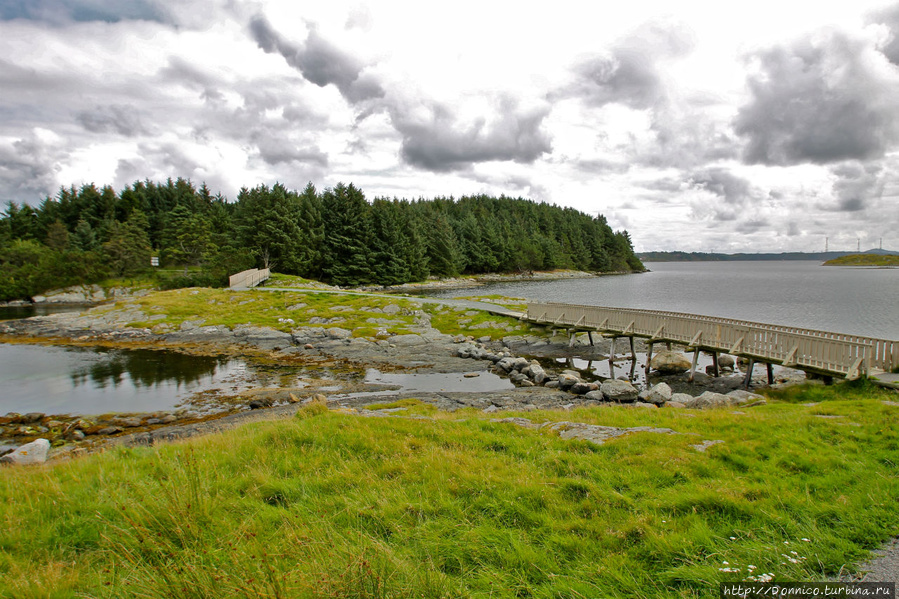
[629,336,636,361]
[609,337,617,368]
[743,358,755,389]
[646,342,654,373]
[587,331,594,346]
[568,330,576,347]
[689,348,700,382]
[711,351,719,378]
[666,342,672,350]
[766,363,774,384]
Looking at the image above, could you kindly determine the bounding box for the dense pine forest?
[0,178,644,301]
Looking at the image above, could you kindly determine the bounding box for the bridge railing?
[229,268,271,289]
[527,302,899,376]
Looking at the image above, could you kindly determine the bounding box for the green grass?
[823,254,899,267]
[423,303,536,340]
[452,295,529,312]
[265,273,338,289]
[115,288,420,336]
[2,385,898,598]
[102,287,539,342]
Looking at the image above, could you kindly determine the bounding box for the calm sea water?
[0,344,249,416]
[431,261,899,340]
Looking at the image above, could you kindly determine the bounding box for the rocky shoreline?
[0,287,803,463]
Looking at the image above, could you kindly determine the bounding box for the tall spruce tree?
[370,198,411,285]
[320,183,373,286]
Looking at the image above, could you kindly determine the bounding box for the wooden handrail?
[526,302,899,376]
[229,268,271,289]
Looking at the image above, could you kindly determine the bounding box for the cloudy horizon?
[2,0,899,253]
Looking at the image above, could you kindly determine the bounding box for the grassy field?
[2,382,898,598]
[823,254,899,267]
[93,287,537,342]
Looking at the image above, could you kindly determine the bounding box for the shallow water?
[0,344,252,416]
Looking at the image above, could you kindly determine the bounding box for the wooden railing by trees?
[229,268,270,289]
[526,302,899,380]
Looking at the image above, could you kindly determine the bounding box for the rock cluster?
[456,341,766,409]
[0,411,181,451]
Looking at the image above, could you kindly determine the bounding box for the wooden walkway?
[229,268,271,290]
[526,302,899,383]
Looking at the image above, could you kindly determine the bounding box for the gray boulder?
[511,357,530,372]
[601,379,639,403]
[391,334,425,346]
[584,390,605,401]
[496,357,516,372]
[718,354,736,369]
[684,391,733,409]
[1,438,51,465]
[557,374,580,390]
[528,363,547,384]
[643,383,672,405]
[650,351,691,374]
[671,393,694,404]
[570,382,598,395]
[726,390,765,405]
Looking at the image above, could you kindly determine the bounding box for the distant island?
[639,248,899,262]
[823,253,899,267]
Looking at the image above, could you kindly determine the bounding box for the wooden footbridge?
[525,302,899,386]
[229,268,270,290]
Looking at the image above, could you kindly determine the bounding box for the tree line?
[0,178,644,301]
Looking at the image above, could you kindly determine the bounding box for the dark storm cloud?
[248,15,385,105]
[255,136,328,167]
[0,0,169,24]
[158,57,215,91]
[565,20,695,109]
[0,133,66,202]
[76,104,148,137]
[390,98,552,172]
[638,177,684,193]
[735,218,770,233]
[868,4,899,65]
[689,167,764,221]
[735,28,899,166]
[828,161,884,212]
[644,104,739,168]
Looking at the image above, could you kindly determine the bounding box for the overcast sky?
[2,0,899,253]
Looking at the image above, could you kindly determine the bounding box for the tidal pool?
[0,343,254,416]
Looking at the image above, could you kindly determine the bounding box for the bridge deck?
[526,302,899,380]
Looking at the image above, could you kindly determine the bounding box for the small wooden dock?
[525,302,899,385]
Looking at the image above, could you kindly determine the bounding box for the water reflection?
[0,304,88,321]
[69,348,231,390]
[0,343,249,416]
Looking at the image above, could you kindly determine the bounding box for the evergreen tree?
[423,211,462,277]
[162,205,216,270]
[235,184,306,274]
[71,219,98,252]
[296,182,324,278]
[103,210,152,276]
[370,199,411,285]
[320,183,373,286]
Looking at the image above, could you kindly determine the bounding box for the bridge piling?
[743,358,755,389]
[526,302,897,385]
